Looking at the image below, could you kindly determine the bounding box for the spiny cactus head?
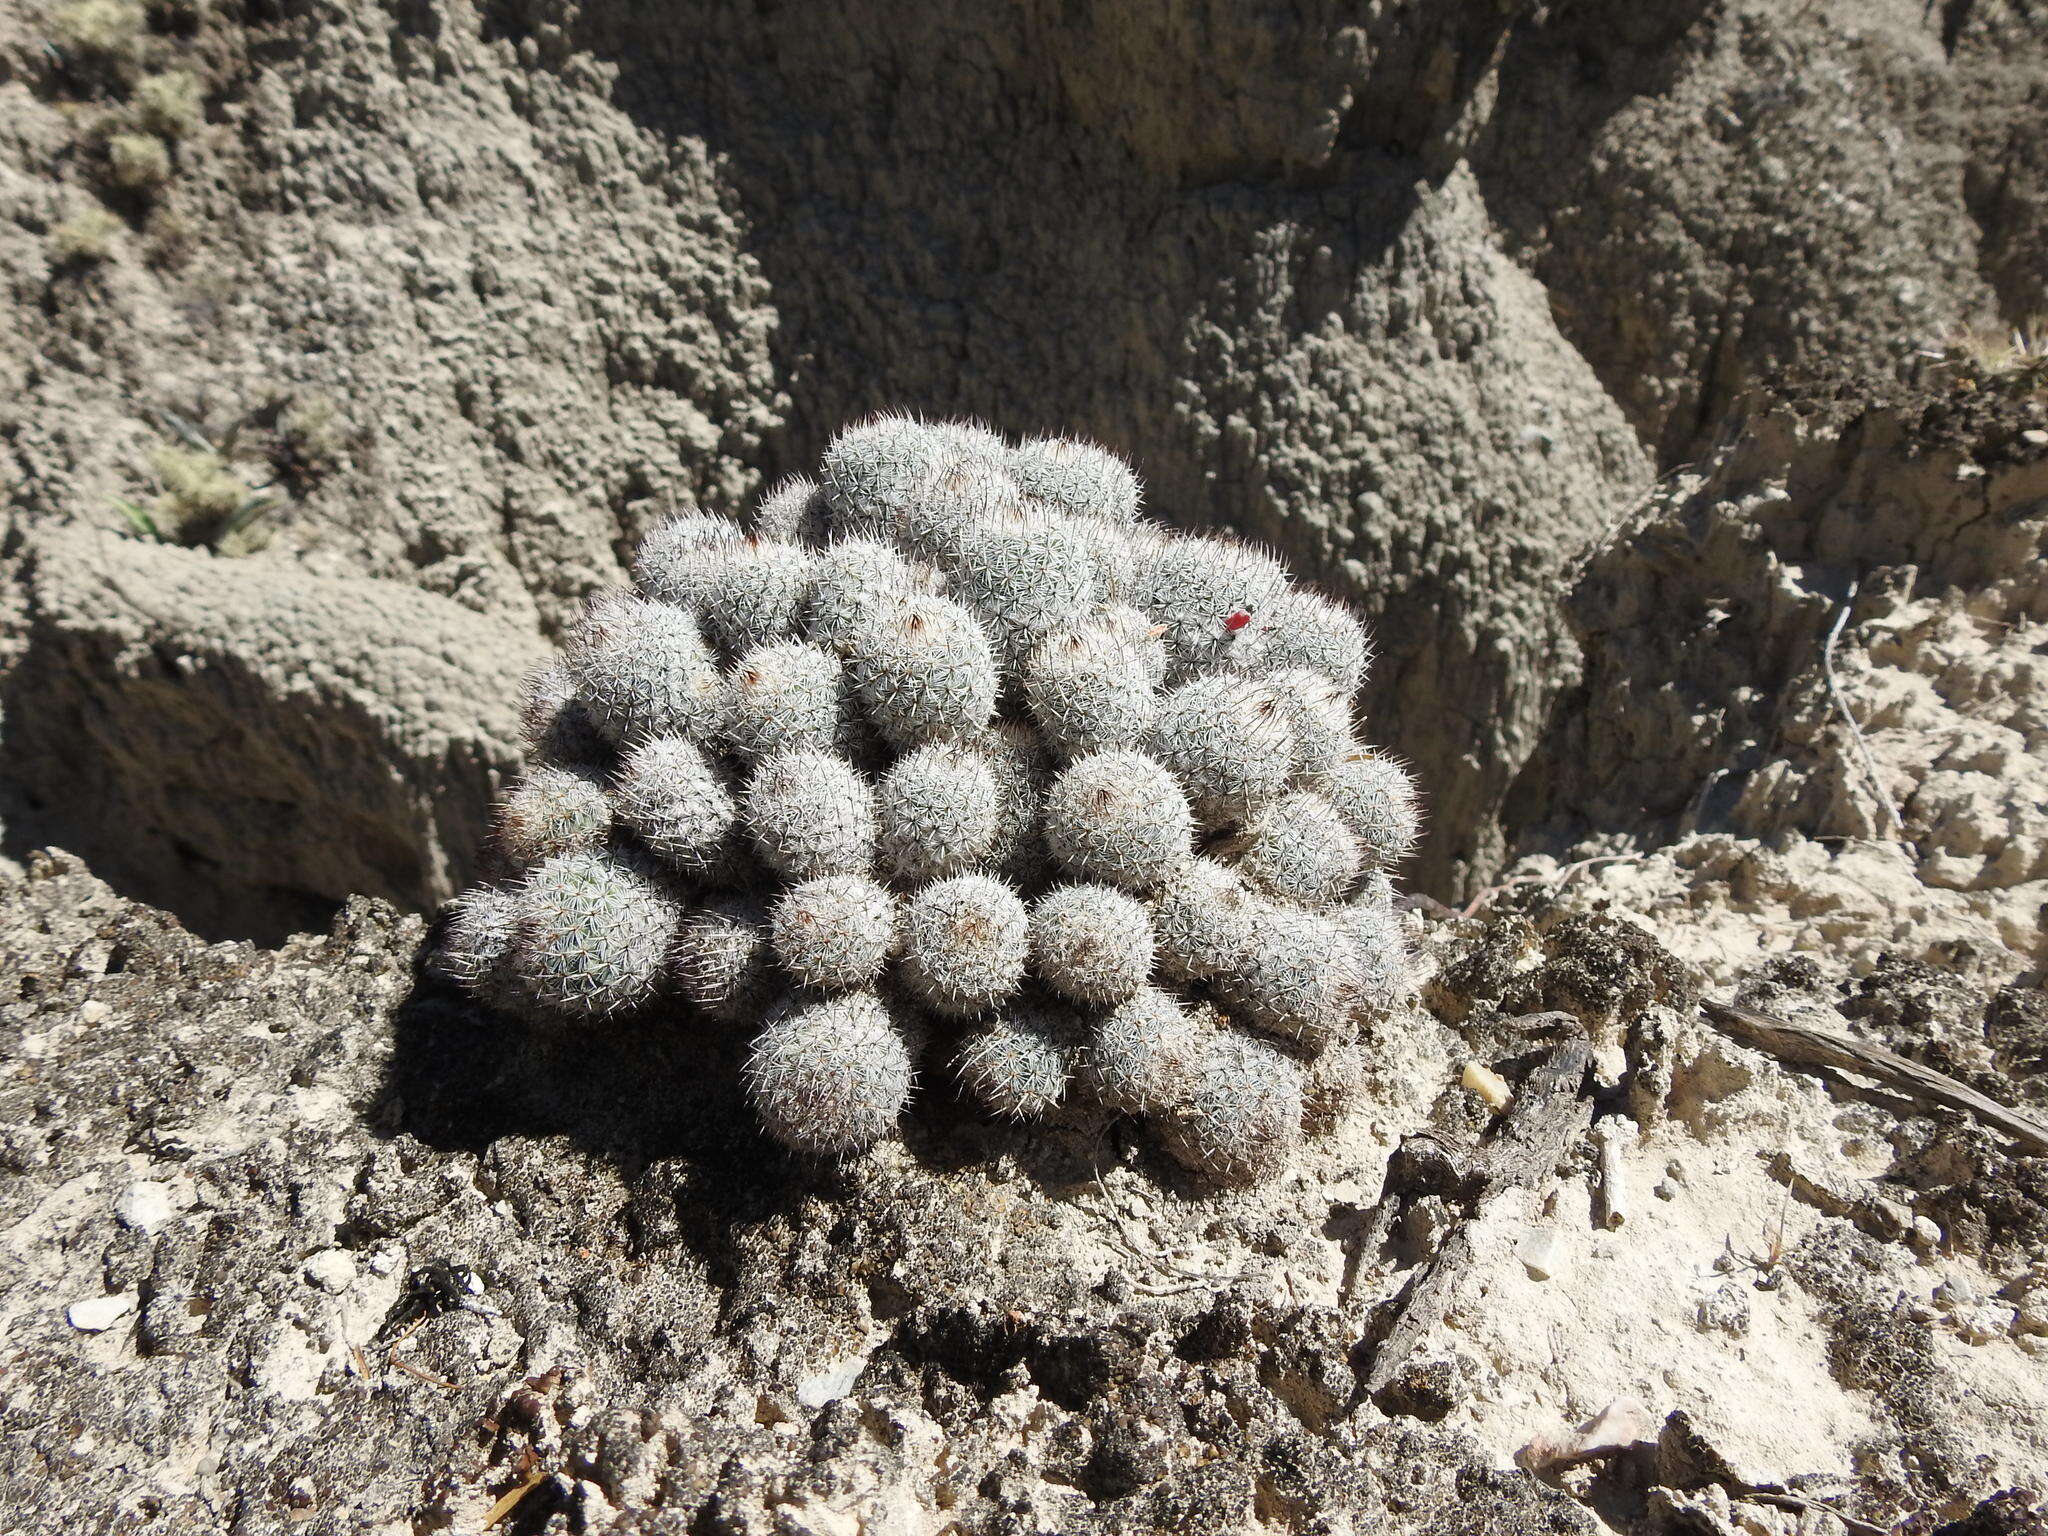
[508,850,681,1020]
[751,474,832,545]
[1340,873,1414,1015]
[671,895,774,1022]
[1309,748,1423,871]
[1029,883,1154,1006]
[1130,534,1289,683]
[1225,791,1363,908]
[1009,436,1142,524]
[925,418,1010,459]
[955,993,1082,1119]
[1232,587,1372,693]
[845,592,1000,749]
[431,884,523,1002]
[1147,674,1298,828]
[699,538,815,658]
[743,748,877,880]
[769,874,899,991]
[900,453,1024,569]
[492,764,613,872]
[745,990,916,1156]
[518,660,612,770]
[1041,749,1193,891]
[1021,613,1161,761]
[1085,985,1208,1116]
[948,510,1102,672]
[1160,1031,1306,1184]
[722,640,852,767]
[567,591,725,747]
[1147,856,1257,985]
[633,509,743,607]
[612,733,741,877]
[973,720,1053,887]
[1269,667,1358,779]
[875,740,1003,883]
[899,873,1029,1018]
[1215,902,1364,1051]
[818,413,948,538]
[804,536,941,653]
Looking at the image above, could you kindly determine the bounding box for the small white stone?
[302,1250,357,1294]
[1462,1061,1511,1112]
[1932,1276,1975,1311]
[1955,1303,2015,1345]
[68,1292,137,1332]
[114,1181,176,1234]
[77,999,110,1025]
[1518,1227,1567,1282]
[797,1356,869,1408]
[2020,429,2048,448]
[365,1248,398,1276]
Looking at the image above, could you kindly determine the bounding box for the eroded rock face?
[1468,0,2037,467]
[7,0,2044,915]
[1,523,545,941]
[1510,379,2048,974]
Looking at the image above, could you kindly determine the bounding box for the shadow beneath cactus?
[373,929,1152,1285]
[373,930,825,1269]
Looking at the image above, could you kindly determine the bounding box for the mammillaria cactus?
[437,415,1422,1177]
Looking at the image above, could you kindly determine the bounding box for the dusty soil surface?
[1,1,2044,1532]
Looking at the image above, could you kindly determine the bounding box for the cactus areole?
[435,415,1423,1182]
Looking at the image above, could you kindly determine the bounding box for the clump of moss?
[48,208,124,265]
[116,445,280,552]
[1923,317,2048,402]
[105,131,171,190]
[271,394,350,486]
[132,70,202,138]
[48,0,147,66]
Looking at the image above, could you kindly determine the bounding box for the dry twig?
[1820,581,1909,848]
[1700,998,2048,1156]
[1461,853,1646,918]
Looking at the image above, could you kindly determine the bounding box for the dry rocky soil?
[2,2,2047,1532]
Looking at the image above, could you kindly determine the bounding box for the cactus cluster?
[435,415,1423,1182]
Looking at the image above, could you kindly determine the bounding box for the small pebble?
[1518,1227,1567,1282]
[302,1249,357,1294]
[1462,1061,1511,1112]
[67,1292,137,1332]
[113,1181,176,1235]
[1652,1181,1676,1202]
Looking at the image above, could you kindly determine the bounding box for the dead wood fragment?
[1700,998,2048,1157]
[1357,1024,1595,1399]
[1592,1116,1628,1230]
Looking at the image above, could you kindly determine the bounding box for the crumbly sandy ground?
[2,848,2042,1534]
